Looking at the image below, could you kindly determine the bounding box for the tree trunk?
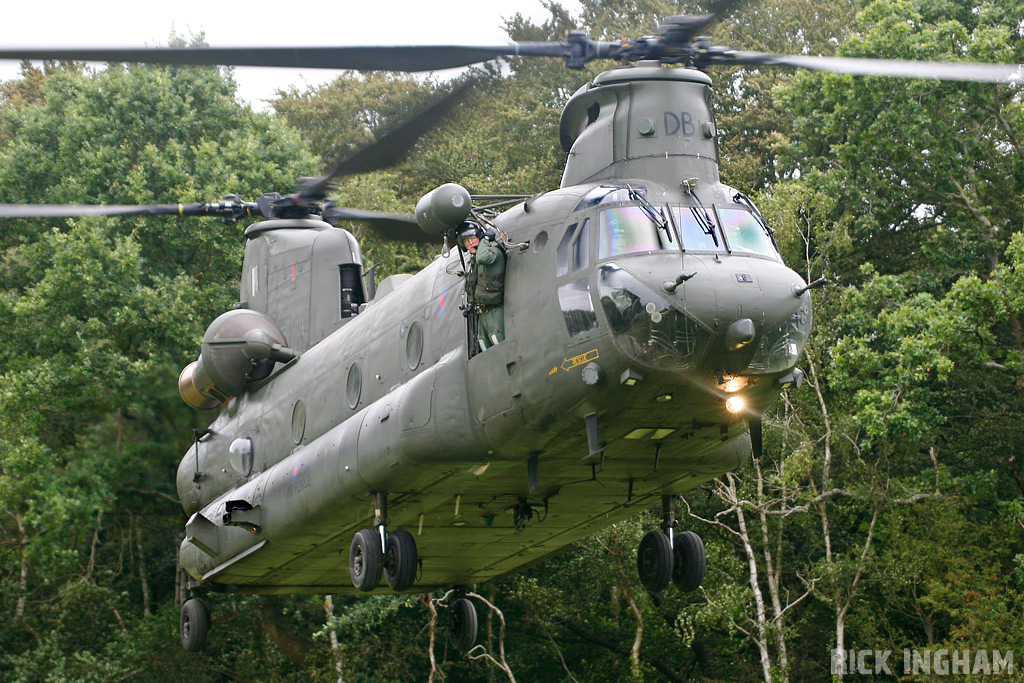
[257,596,314,668]
[324,595,344,683]
[11,513,41,644]
[755,458,790,682]
[134,517,151,617]
[729,473,774,683]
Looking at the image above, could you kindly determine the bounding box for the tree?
[0,55,318,679]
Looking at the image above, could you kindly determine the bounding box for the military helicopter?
[2,1,1021,655]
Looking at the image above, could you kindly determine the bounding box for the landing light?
[725,396,746,414]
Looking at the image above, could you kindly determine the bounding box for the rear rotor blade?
[323,207,417,228]
[300,78,478,201]
[0,198,258,221]
[726,50,1024,83]
[325,208,433,243]
[0,43,567,72]
[0,202,211,218]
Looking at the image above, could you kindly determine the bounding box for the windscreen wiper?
[627,184,672,243]
[732,191,778,248]
[682,179,719,247]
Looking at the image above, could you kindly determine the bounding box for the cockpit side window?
[558,278,598,337]
[556,222,577,277]
[557,219,592,276]
[572,219,590,271]
[716,207,778,258]
[598,206,668,259]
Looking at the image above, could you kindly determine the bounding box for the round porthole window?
[291,400,306,444]
[533,230,548,253]
[346,363,362,409]
[406,321,423,371]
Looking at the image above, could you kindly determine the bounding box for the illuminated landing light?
[655,393,674,403]
[725,396,746,414]
[453,520,467,527]
[625,428,655,440]
[651,429,676,440]
[724,379,741,393]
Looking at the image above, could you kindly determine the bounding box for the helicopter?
[1,2,1021,656]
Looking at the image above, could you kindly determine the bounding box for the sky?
[0,0,582,109]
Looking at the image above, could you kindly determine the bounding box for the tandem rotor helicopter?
[2,0,1022,654]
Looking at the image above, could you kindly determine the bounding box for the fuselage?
[176,176,810,593]
[176,64,811,593]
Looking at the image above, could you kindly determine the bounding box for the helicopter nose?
[675,256,811,375]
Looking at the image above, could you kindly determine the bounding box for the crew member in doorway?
[459,223,506,348]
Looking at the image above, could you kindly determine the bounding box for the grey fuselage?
[176,64,811,593]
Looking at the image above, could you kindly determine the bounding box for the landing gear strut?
[636,495,706,592]
[349,492,418,592]
[180,597,210,652]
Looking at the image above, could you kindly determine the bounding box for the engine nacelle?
[178,309,294,409]
[415,183,471,236]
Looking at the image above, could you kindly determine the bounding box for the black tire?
[180,598,210,652]
[448,597,478,652]
[384,529,418,591]
[637,530,673,592]
[672,531,707,592]
[349,528,383,591]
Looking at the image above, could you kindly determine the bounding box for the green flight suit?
[467,240,506,347]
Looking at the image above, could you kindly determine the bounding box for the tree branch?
[563,622,689,683]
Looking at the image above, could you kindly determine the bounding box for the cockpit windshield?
[598,205,671,259]
[667,205,779,258]
[592,202,780,261]
[672,207,723,252]
[716,207,778,257]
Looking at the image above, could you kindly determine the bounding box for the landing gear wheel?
[448,597,478,652]
[672,531,706,592]
[180,598,210,652]
[349,528,383,592]
[637,530,673,592]
[384,529,418,591]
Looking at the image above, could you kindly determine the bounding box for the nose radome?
[724,318,755,351]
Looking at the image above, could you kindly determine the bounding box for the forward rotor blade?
[705,0,750,20]
[325,208,433,243]
[0,43,567,72]
[727,50,1024,83]
[663,0,749,38]
[301,78,478,200]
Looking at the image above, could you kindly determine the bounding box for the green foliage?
[0,52,319,681]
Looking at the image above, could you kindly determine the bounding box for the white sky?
[1,0,581,109]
